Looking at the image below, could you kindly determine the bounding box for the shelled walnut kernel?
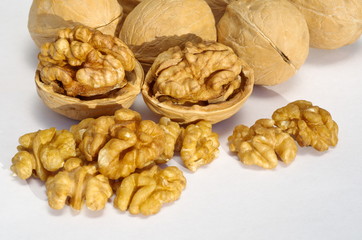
[180,121,220,172]
[114,165,186,215]
[11,128,77,181]
[228,119,297,169]
[272,100,339,151]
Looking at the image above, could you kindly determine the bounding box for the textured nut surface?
[36,26,144,120]
[272,100,339,151]
[180,121,220,172]
[157,117,182,164]
[119,0,217,69]
[228,119,297,169]
[45,158,113,211]
[38,26,136,97]
[11,128,77,181]
[204,0,234,23]
[288,0,362,49]
[28,0,123,47]
[70,108,166,179]
[142,41,254,124]
[217,0,309,85]
[114,165,186,215]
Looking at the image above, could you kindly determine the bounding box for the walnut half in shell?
[35,26,144,120]
[141,41,254,124]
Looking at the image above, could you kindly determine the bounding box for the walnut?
[217,0,309,85]
[45,158,113,211]
[272,100,339,151]
[35,25,144,120]
[119,0,217,70]
[98,120,165,179]
[142,41,254,124]
[114,165,186,215]
[180,121,220,172]
[228,119,298,169]
[10,128,77,181]
[156,117,182,164]
[28,0,123,47]
[287,0,362,49]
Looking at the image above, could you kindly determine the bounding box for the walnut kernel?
[272,100,339,151]
[228,119,297,169]
[114,165,186,215]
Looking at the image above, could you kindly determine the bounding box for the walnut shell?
[204,0,233,23]
[119,0,217,70]
[217,0,309,85]
[35,60,144,120]
[141,42,254,124]
[287,0,362,49]
[28,0,123,47]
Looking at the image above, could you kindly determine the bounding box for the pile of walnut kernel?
[10,100,338,214]
[10,108,219,215]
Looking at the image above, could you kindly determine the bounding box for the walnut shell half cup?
[35,60,144,120]
[141,48,254,124]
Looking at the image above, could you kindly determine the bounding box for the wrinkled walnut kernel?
[272,100,338,151]
[228,119,297,169]
[180,121,220,172]
[11,128,77,181]
[114,165,186,215]
[152,41,243,104]
[156,117,182,164]
[38,25,136,97]
[46,158,113,211]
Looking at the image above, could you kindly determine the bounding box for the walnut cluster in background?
[229,100,339,169]
[10,108,219,215]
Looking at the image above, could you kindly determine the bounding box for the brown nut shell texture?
[119,0,217,69]
[228,119,297,169]
[11,128,77,181]
[28,0,123,47]
[272,100,339,151]
[36,26,144,120]
[180,121,220,172]
[45,158,113,211]
[114,165,186,215]
[142,41,254,124]
[288,0,362,49]
[217,0,309,85]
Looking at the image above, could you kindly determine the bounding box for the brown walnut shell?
[35,60,144,120]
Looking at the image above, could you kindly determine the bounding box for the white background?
[1,1,361,239]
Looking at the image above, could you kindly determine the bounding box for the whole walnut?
[217,0,309,85]
[119,0,217,70]
[287,0,362,49]
[28,0,123,48]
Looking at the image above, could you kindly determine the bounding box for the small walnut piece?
[114,165,186,215]
[228,119,298,169]
[28,0,123,47]
[119,0,217,70]
[217,0,309,85]
[142,41,254,124]
[272,100,339,151]
[45,158,113,211]
[156,117,182,164]
[10,128,77,181]
[180,121,220,172]
[287,0,362,49]
[35,25,144,120]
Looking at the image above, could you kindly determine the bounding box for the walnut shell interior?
[35,60,144,120]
